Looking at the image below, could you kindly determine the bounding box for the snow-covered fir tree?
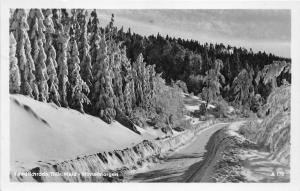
[67,38,90,113]
[9,32,21,94]
[201,59,225,107]
[87,9,101,69]
[110,41,125,113]
[132,54,146,107]
[43,9,61,106]
[93,35,116,123]
[56,26,70,107]
[79,19,93,88]
[28,9,49,102]
[120,47,135,115]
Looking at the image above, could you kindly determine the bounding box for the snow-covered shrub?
[242,85,290,163]
[152,76,185,131]
[256,85,290,162]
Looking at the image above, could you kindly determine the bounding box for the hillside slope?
[10,95,152,169]
[10,94,221,182]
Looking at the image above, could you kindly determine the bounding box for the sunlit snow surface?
[10,95,148,168]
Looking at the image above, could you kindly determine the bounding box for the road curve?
[125,123,228,182]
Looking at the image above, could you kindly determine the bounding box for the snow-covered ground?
[187,120,290,182]
[239,149,290,182]
[182,93,216,113]
[10,95,157,168]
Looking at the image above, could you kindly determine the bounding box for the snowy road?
[125,123,229,182]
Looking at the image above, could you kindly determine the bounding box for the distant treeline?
[114,24,291,101]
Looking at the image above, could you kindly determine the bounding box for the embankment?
[187,121,252,182]
[11,120,216,182]
[188,119,290,183]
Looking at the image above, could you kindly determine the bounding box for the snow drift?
[10,95,149,169]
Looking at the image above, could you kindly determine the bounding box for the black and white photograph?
[1,0,300,190]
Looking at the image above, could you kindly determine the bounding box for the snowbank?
[187,121,248,182]
[188,120,290,182]
[10,95,146,169]
[11,121,217,182]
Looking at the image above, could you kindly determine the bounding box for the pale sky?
[96,9,291,58]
